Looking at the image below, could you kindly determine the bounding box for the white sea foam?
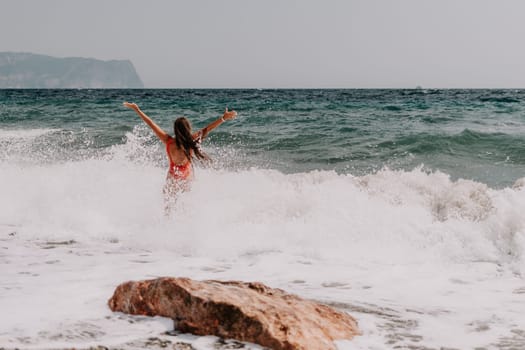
[2,157,523,268]
[1,138,525,349]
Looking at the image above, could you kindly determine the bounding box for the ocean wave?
[377,129,525,161]
[479,96,521,103]
[1,154,524,273]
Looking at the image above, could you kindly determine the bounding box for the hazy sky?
[2,0,525,88]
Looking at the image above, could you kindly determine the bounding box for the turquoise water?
[2,89,525,187]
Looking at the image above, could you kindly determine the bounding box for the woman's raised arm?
[193,108,237,141]
[123,102,170,144]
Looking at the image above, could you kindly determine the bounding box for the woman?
[123,102,237,202]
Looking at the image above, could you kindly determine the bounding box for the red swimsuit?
[166,138,192,180]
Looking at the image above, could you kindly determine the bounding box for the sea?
[1,89,525,350]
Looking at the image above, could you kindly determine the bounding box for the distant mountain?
[0,52,144,88]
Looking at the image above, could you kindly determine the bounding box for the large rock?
[108,277,359,350]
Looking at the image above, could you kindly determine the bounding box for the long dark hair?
[173,117,209,161]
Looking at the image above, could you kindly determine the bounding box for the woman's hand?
[123,102,139,110]
[222,107,237,121]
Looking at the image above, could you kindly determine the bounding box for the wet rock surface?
[108,277,359,350]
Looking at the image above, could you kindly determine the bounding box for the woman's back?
[166,137,191,165]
